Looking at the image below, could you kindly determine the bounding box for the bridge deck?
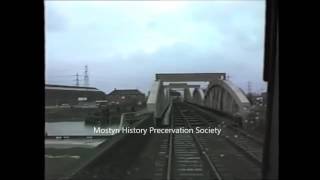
[68,102,263,180]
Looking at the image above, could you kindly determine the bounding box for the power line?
[47,75,76,78]
[75,73,79,86]
[47,65,91,87]
[247,81,252,94]
[226,74,232,80]
[84,65,89,87]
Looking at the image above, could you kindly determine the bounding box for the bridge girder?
[147,73,252,127]
[156,73,226,82]
[163,83,200,88]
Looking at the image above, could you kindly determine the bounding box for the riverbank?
[46,108,97,122]
[45,147,97,180]
[45,108,122,123]
[45,138,113,180]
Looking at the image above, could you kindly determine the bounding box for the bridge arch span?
[183,88,193,102]
[204,79,251,118]
[192,88,205,105]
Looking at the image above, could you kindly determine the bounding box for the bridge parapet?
[66,113,153,180]
[119,110,153,128]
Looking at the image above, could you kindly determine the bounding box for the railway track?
[153,102,263,180]
[67,102,263,180]
[153,103,223,180]
[186,102,264,145]
[184,103,264,165]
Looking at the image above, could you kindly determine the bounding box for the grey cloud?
[45,1,267,94]
[45,5,68,32]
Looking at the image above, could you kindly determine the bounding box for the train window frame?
[262,0,278,179]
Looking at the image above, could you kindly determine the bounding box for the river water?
[45,121,120,136]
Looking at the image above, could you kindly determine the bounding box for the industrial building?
[105,89,146,112]
[45,84,106,106]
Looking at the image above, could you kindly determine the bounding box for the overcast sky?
[45,1,267,94]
